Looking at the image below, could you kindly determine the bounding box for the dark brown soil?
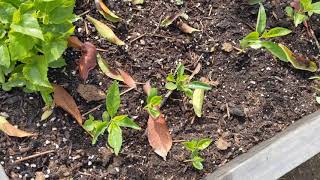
[1,0,320,179]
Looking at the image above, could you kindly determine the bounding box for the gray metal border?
[0,165,8,180]
[207,110,320,180]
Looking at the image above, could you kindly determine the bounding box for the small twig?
[190,116,196,124]
[78,10,91,17]
[160,90,173,108]
[97,48,108,52]
[129,33,146,44]
[84,21,89,35]
[226,103,230,119]
[78,172,95,177]
[82,104,103,117]
[173,139,187,143]
[14,150,55,163]
[120,87,135,95]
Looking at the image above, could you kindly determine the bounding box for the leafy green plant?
[84,81,141,155]
[241,3,317,72]
[0,0,77,105]
[182,138,212,170]
[165,63,211,117]
[286,0,320,27]
[144,87,162,118]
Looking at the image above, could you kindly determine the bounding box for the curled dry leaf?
[41,109,53,121]
[86,15,125,46]
[77,84,105,102]
[132,0,144,5]
[68,36,83,50]
[160,11,187,27]
[192,88,204,117]
[147,114,173,160]
[176,20,200,34]
[279,44,317,72]
[118,69,137,89]
[95,0,121,22]
[53,85,83,125]
[215,137,231,150]
[79,42,97,80]
[0,116,35,137]
[97,54,124,81]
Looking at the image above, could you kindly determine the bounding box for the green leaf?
[197,138,212,150]
[192,89,205,117]
[285,6,294,17]
[260,41,288,62]
[165,82,177,90]
[11,12,44,40]
[0,44,10,68]
[0,2,16,24]
[40,90,53,106]
[183,88,193,99]
[97,54,124,81]
[106,81,120,118]
[48,57,66,68]
[8,32,35,61]
[240,31,260,48]
[182,140,197,151]
[147,88,158,103]
[188,81,211,90]
[150,96,162,106]
[42,38,67,63]
[92,120,108,145]
[147,107,161,118]
[22,56,52,88]
[113,116,141,130]
[309,2,320,14]
[300,0,312,10]
[261,27,292,38]
[166,73,176,82]
[176,63,185,80]
[108,122,122,155]
[83,115,95,132]
[102,111,110,122]
[293,12,308,27]
[256,3,266,34]
[192,156,204,170]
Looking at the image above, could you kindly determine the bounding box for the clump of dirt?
[0,0,319,179]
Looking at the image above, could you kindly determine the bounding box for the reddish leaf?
[290,0,301,11]
[53,85,83,125]
[176,21,200,34]
[0,116,35,137]
[143,80,152,95]
[68,36,83,50]
[79,42,97,80]
[118,69,137,89]
[147,114,172,160]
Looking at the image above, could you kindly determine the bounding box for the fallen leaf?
[192,88,204,117]
[222,42,234,52]
[177,21,200,34]
[97,54,124,81]
[160,11,187,27]
[41,108,53,121]
[86,15,125,45]
[35,171,45,180]
[215,137,231,150]
[147,114,172,160]
[79,42,97,80]
[143,80,152,95]
[0,116,35,137]
[95,0,121,22]
[118,69,137,89]
[279,44,317,72]
[132,0,144,4]
[53,85,83,125]
[68,36,83,50]
[77,84,105,102]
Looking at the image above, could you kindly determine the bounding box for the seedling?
[84,81,141,155]
[286,0,320,27]
[241,3,318,72]
[165,63,211,117]
[144,87,162,118]
[182,138,212,170]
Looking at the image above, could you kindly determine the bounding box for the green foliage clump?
[0,0,77,104]
[145,87,162,118]
[84,81,141,155]
[286,0,320,27]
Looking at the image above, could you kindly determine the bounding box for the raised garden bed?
[1,0,320,179]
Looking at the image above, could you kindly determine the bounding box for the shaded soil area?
[1,0,320,179]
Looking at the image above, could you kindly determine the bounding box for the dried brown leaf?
[68,36,83,50]
[143,80,152,95]
[53,85,83,125]
[0,116,35,137]
[147,114,172,160]
[222,42,234,52]
[77,84,105,102]
[79,42,97,80]
[118,69,137,89]
[177,21,200,34]
[215,137,231,150]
